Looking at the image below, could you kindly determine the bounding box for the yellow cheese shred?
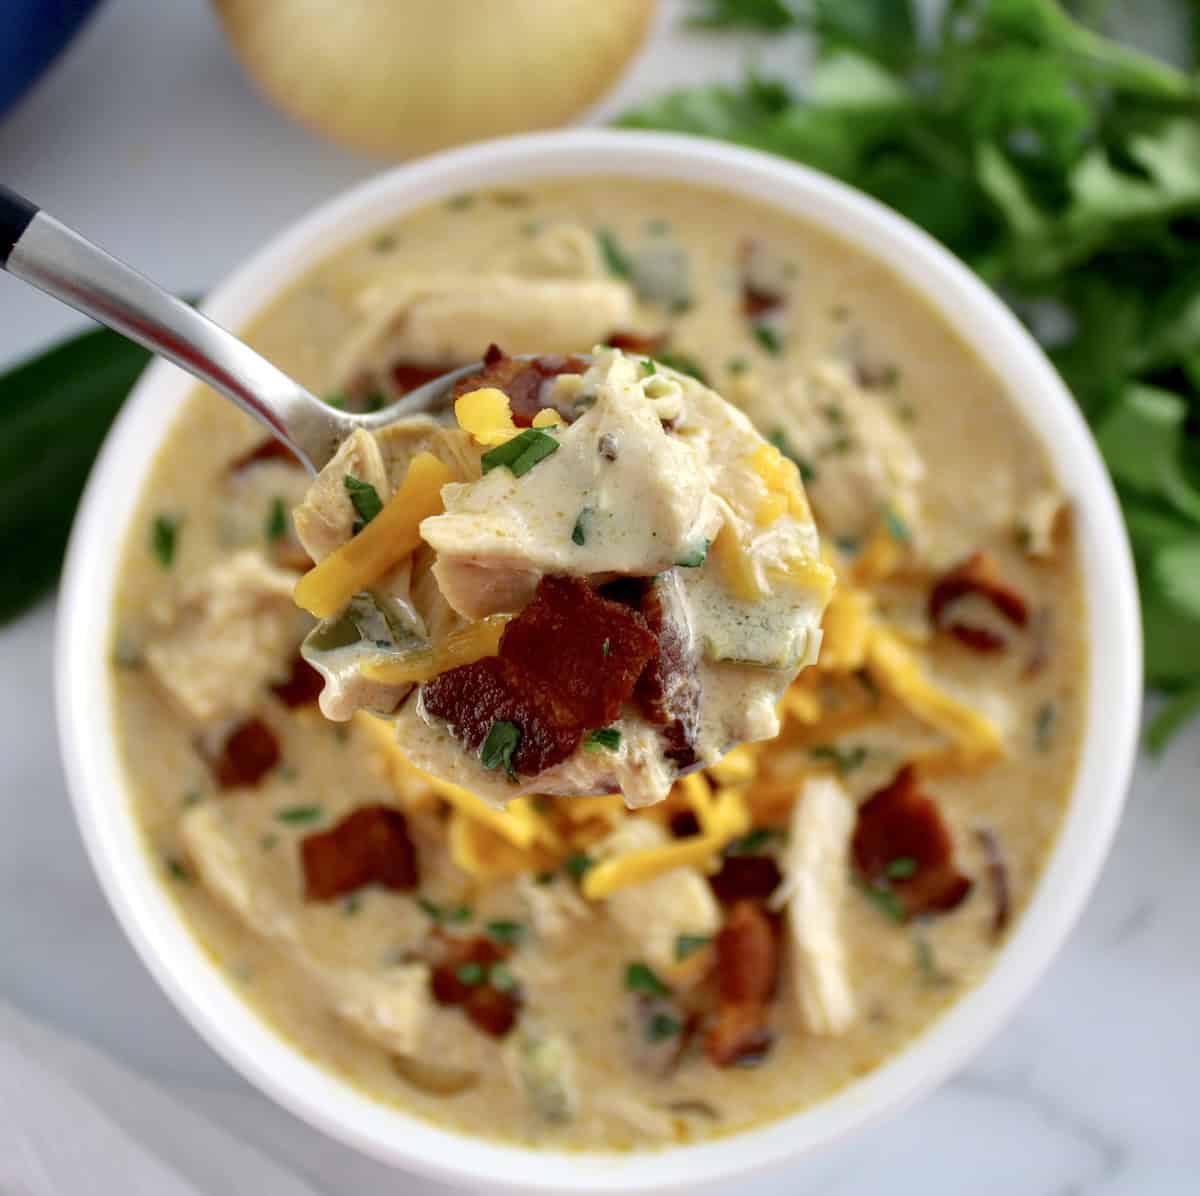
[711,522,766,602]
[360,615,511,686]
[819,587,873,671]
[531,408,563,428]
[294,452,452,619]
[449,812,553,880]
[582,833,726,901]
[455,387,517,446]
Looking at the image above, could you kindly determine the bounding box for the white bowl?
[56,130,1142,1193]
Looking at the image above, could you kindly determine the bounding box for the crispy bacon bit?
[452,344,588,427]
[270,655,325,708]
[709,855,783,903]
[706,900,779,1067]
[738,239,785,319]
[391,361,460,395]
[203,718,280,789]
[422,576,657,777]
[633,575,701,770]
[606,329,668,354]
[426,932,521,1038]
[852,766,972,917]
[300,804,418,901]
[228,437,301,473]
[929,551,1029,653]
[974,826,1011,940]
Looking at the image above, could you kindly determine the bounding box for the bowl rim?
[55,128,1142,1193]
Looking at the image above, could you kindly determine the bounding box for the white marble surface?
[0,2,1196,1192]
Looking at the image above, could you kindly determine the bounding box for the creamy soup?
[111,178,1085,1151]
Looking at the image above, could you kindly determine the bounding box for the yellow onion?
[212,0,657,159]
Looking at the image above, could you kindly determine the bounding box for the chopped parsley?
[654,351,709,385]
[675,540,710,568]
[344,474,383,531]
[752,322,783,355]
[585,727,622,752]
[642,358,657,376]
[371,232,397,253]
[455,962,486,987]
[597,229,632,278]
[646,1012,683,1042]
[914,935,953,987]
[564,852,594,883]
[485,920,527,946]
[725,827,784,856]
[342,893,362,916]
[445,193,475,210]
[265,497,287,543]
[164,855,190,883]
[181,789,205,809]
[670,296,694,315]
[1034,701,1057,752]
[882,504,912,544]
[674,933,712,961]
[258,833,278,852]
[625,961,671,996]
[481,427,559,477]
[480,720,521,778]
[884,856,918,880]
[877,363,902,389]
[534,870,557,886]
[855,877,906,924]
[489,963,518,992]
[150,513,180,568]
[727,356,750,375]
[416,897,472,924]
[767,428,815,482]
[571,507,590,546]
[809,743,869,775]
[275,804,324,825]
[602,638,611,657]
[835,535,861,555]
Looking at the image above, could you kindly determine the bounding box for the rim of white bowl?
[56,129,1141,1194]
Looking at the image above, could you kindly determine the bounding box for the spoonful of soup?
[1,186,833,807]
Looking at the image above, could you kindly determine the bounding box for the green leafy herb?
[1034,701,1057,752]
[571,507,590,546]
[343,893,363,916]
[675,540,710,568]
[855,876,906,924]
[564,852,594,882]
[344,475,383,530]
[489,963,518,992]
[455,962,486,987]
[602,638,611,657]
[727,356,750,374]
[481,720,521,777]
[619,0,1200,744]
[275,804,324,825]
[585,726,622,752]
[669,296,694,315]
[914,934,953,988]
[654,351,709,385]
[646,1011,683,1042]
[725,827,783,856]
[485,920,527,946]
[768,428,816,482]
[809,743,870,775]
[372,232,397,252]
[445,193,475,211]
[534,870,557,886]
[480,427,560,477]
[752,322,783,355]
[265,496,288,543]
[884,856,918,880]
[181,789,205,809]
[416,897,473,924]
[151,514,179,568]
[258,833,278,853]
[597,229,632,278]
[675,933,712,961]
[642,358,658,375]
[882,504,911,544]
[165,856,190,883]
[625,961,672,996]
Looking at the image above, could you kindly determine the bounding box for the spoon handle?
[0,184,343,472]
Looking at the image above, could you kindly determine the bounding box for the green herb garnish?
[344,475,383,530]
[564,852,594,883]
[674,933,712,961]
[445,193,475,211]
[625,961,671,996]
[485,920,527,946]
[585,727,622,752]
[725,827,783,856]
[642,358,657,376]
[727,356,750,375]
[654,351,709,385]
[275,804,324,825]
[646,1011,683,1042]
[882,504,911,544]
[181,789,205,809]
[165,856,190,883]
[481,720,521,778]
[1034,701,1057,752]
[489,963,518,992]
[602,638,611,657]
[259,833,278,852]
[416,897,472,924]
[597,229,632,278]
[455,962,486,987]
[150,513,179,568]
[808,743,869,775]
[914,935,953,988]
[343,893,362,916]
[675,540,710,568]
[534,870,557,886]
[480,427,559,477]
[571,507,590,546]
[752,322,783,355]
[884,856,918,880]
[856,877,906,924]
[265,496,287,543]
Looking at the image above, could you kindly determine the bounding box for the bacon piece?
[300,804,418,901]
[227,437,301,473]
[391,360,460,395]
[706,900,779,1067]
[426,932,521,1038]
[738,239,785,319]
[669,810,702,839]
[464,985,522,1038]
[606,329,668,354]
[422,576,657,777]
[975,826,1011,940]
[452,344,588,427]
[852,766,972,917]
[270,655,325,708]
[633,574,701,770]
[709,855,783,904]
[929,551,1028,653]
[203,718,280,789]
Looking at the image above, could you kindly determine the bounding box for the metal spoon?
[0,184,481,473]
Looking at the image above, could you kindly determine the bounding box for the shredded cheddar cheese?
[820,587,873,671]
[455,387,518,446]
[360,615,511,686]
[711,522,766,602]
[582,833,727,900]
[531,408,563,428]
[294,452,451,619]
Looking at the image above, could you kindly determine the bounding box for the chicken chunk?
[503,1022,579,1126]
[774,776,857,1036]
[292,427,390,562]
[517,874,591,944]
[145,551,308,722]
[595,820,720,984]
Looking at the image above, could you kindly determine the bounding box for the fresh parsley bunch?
[620,0,1200,746]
